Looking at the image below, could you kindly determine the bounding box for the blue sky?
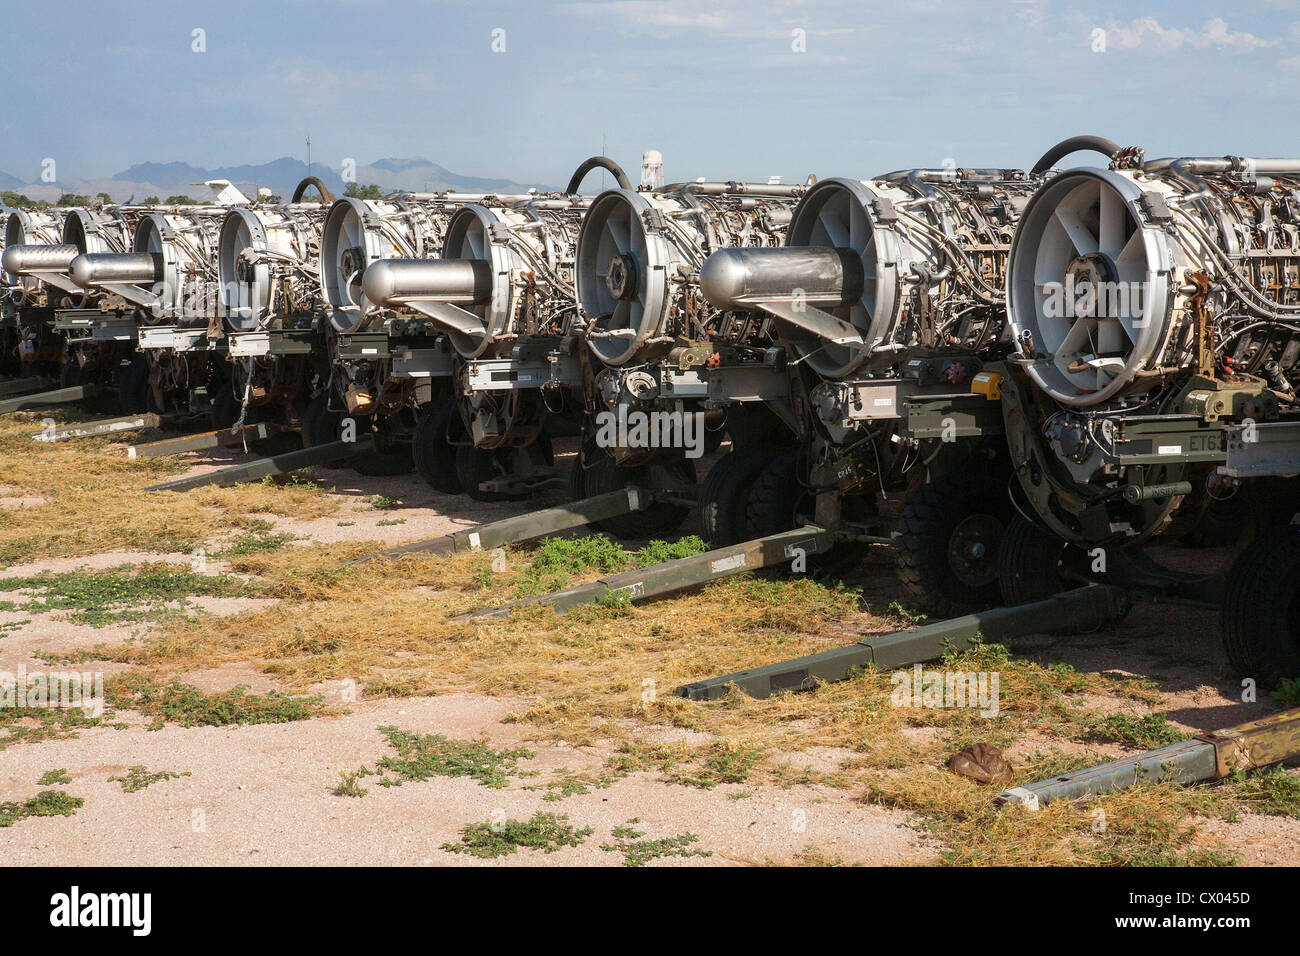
[5,0,1300,186]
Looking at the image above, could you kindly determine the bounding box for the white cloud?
[1103,17,1276,52]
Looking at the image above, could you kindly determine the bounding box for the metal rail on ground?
[143,436,372,492]
[457,525,838,620]
[346,488,651,564]
[0,384,96,414]
[674,585,1131,700]
[998,707,1300,809]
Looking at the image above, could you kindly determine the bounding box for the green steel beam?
[674,585,1131,701]
[348,488,649,564]
[0,384,96,414]
[459,525,837,620]
[34,413,161,442]
[126,423,272,459]
[0,377,55,398]
[144,435,372,492]
[998,707,1300,809]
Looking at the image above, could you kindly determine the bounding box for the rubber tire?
[301,391,341,448]
[412,398,464,494]
[895,473,1011,618]
[455,440,551,502]
[1179,493,1252,548]
[576,441,697,540]
[726,404,790,450]
[739,449,870,577]
[698,444,778,547]
[209,379,236,431]
[744,449,799,538]
[1222,524,1300,690]
[997,514,1076,606]
[351,415,415,476]
[117,356,149,415]
[60,359,81,389]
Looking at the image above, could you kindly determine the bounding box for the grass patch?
[108,765,191,792]
[441,812,593,858]
[0,410,337,565]
[0,706,106,750]
[365,495,399,510]
[336,727,535,794]
[1276,678,1300,708]
[105,672,322,729]
[224,530,296,556]
[884,600,928,625]
[635,536,709,567]
[1227,766,1300,818]
[513,534,630,598]
[667,742,764,788]
[601,823,711,866]
[0,790,83,827]
[527,767,627,802]
[0,564,258,627]
[38,769,71,786]
[1082,712,1187,750]
[333,770,368,798]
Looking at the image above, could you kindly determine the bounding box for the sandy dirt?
[1,441,1297,866]
[0,695,937,866]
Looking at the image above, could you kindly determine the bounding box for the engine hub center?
[605,253,638,301]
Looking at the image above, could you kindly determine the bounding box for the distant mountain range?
[0,156,557,203]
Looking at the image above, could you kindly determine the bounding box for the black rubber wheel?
[698,444,777,546]
[1222,524,1300,690]
[301,391,406,472]
[59,358,82,389]
[744,449,800,538]
[997,514,1068,606]
[997,513,1083,605]
[740,449,869,577]
[412,398,464,494]
[352,414,414,476]
[117,356,149,414]
[895,473,1011,617]
[455,440,551,502]
[301,391,341,448]
[1179,492,1252,548]
[209,379,236,430]
[576,440,697,539]
[455,445,512,502]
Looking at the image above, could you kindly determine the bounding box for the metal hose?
[565,157,632,195]
[1030,135,1122,175]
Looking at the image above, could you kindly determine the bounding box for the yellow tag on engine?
[972,371,1002,400]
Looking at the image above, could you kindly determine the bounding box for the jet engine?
[1008,155,1300,406]
[219,202,328,332]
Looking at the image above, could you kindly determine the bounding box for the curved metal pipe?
[291,176,335,204]
[566,156,632,195]
[1030,135,1122,175]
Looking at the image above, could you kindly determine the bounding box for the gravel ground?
[0,695,938,866]
[1,441,1296,866]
